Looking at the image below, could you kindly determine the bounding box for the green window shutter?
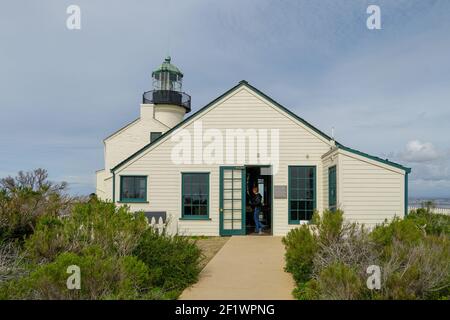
[150,132,162,143]
[328,166,337,211]
[181,173,210,220]
[288,166,316,224]
[120,176,147,202]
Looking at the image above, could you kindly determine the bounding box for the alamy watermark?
[65,5,381,31]
[66,5,81,30]
[170,121,280,174]
[66,265,81,290]
[366,265,381,290]
[367,5,381,30]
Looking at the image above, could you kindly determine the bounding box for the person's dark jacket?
[250,193,263,209]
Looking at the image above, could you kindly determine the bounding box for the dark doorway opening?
[245,166,272,235]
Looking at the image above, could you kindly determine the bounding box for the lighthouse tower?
[142,56,191,128]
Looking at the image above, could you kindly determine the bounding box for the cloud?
[390,140,450,197]
[398,140,442,163]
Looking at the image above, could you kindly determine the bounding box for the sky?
[1,0,449,198]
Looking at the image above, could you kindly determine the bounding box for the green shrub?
[2,200,203,300]
[134,228,202,297]
[0,169,72,243]
[312,209,345,246]
[24,215,66,262]
[380,235,450,300]
[0,246,158,300]
[294,263,364,300]
[282,224,318,284]
[407,209,450,236]
[0,241,27,285]
[370,217,424,248]
[315,262,364,300]
[293,279,320,300]
[25,201,148,262]
[284,209,450,300]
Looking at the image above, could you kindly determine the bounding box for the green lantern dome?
[151,56,184,92]
[151,56,183,78]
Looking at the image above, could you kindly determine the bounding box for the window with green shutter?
[289,166,316,223]
[182,173,209,219]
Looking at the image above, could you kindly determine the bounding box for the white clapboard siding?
[339,151,405,227]
[114,87,332,236]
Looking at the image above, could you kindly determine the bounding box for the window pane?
[121,177,133,198]
[184,205,192,216]
[290,200,298,211]
[121,176,146,201]
[290,210,298,222]
[137,178,146,199]
[191,206,200,216]
[199,206,208,216]
[182,173,209,217]
[289,167,315,222]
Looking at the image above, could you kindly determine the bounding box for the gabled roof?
[111,80,411,174]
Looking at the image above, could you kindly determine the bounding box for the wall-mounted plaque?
[274,185,287,199]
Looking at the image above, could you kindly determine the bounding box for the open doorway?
[245,166,272,235]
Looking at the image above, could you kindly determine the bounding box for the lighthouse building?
[96,57,410,236]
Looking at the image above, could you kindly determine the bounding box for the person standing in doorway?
[250,186,264,235]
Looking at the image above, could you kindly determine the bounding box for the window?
[120,176,147,202]
[289,166,316,223]
[182,173,209,219]
[328,166,337,211]
[150,132,162,143]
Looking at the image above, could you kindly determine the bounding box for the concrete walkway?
[180,236,295,300]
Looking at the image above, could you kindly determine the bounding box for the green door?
[220,166,245,236]
[328,166,337,211]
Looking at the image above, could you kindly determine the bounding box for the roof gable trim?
[337,143,411,173]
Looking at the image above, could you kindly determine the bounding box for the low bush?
[0,241,27,284]
[134,228,202,298]
[0,246,161,300]
[312,209,345,246]
[0,169,73,243]
[25,200,148,263]
[370,217,424,247]
[407,209,450,236]
[380,236,450,300]
[282,224,318,284]
[0,169,203,300]
[0,198,202,300]
[315,262,364,300]
[283,209,450,300]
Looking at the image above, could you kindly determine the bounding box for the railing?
[144,211,166,233]
[148,216,165,233]
[142,90,191,112]
[408,206,450,215]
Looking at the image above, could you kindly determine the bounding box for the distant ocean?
[409,198,450,209]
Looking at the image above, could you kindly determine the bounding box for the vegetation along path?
[180,236,295,300]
